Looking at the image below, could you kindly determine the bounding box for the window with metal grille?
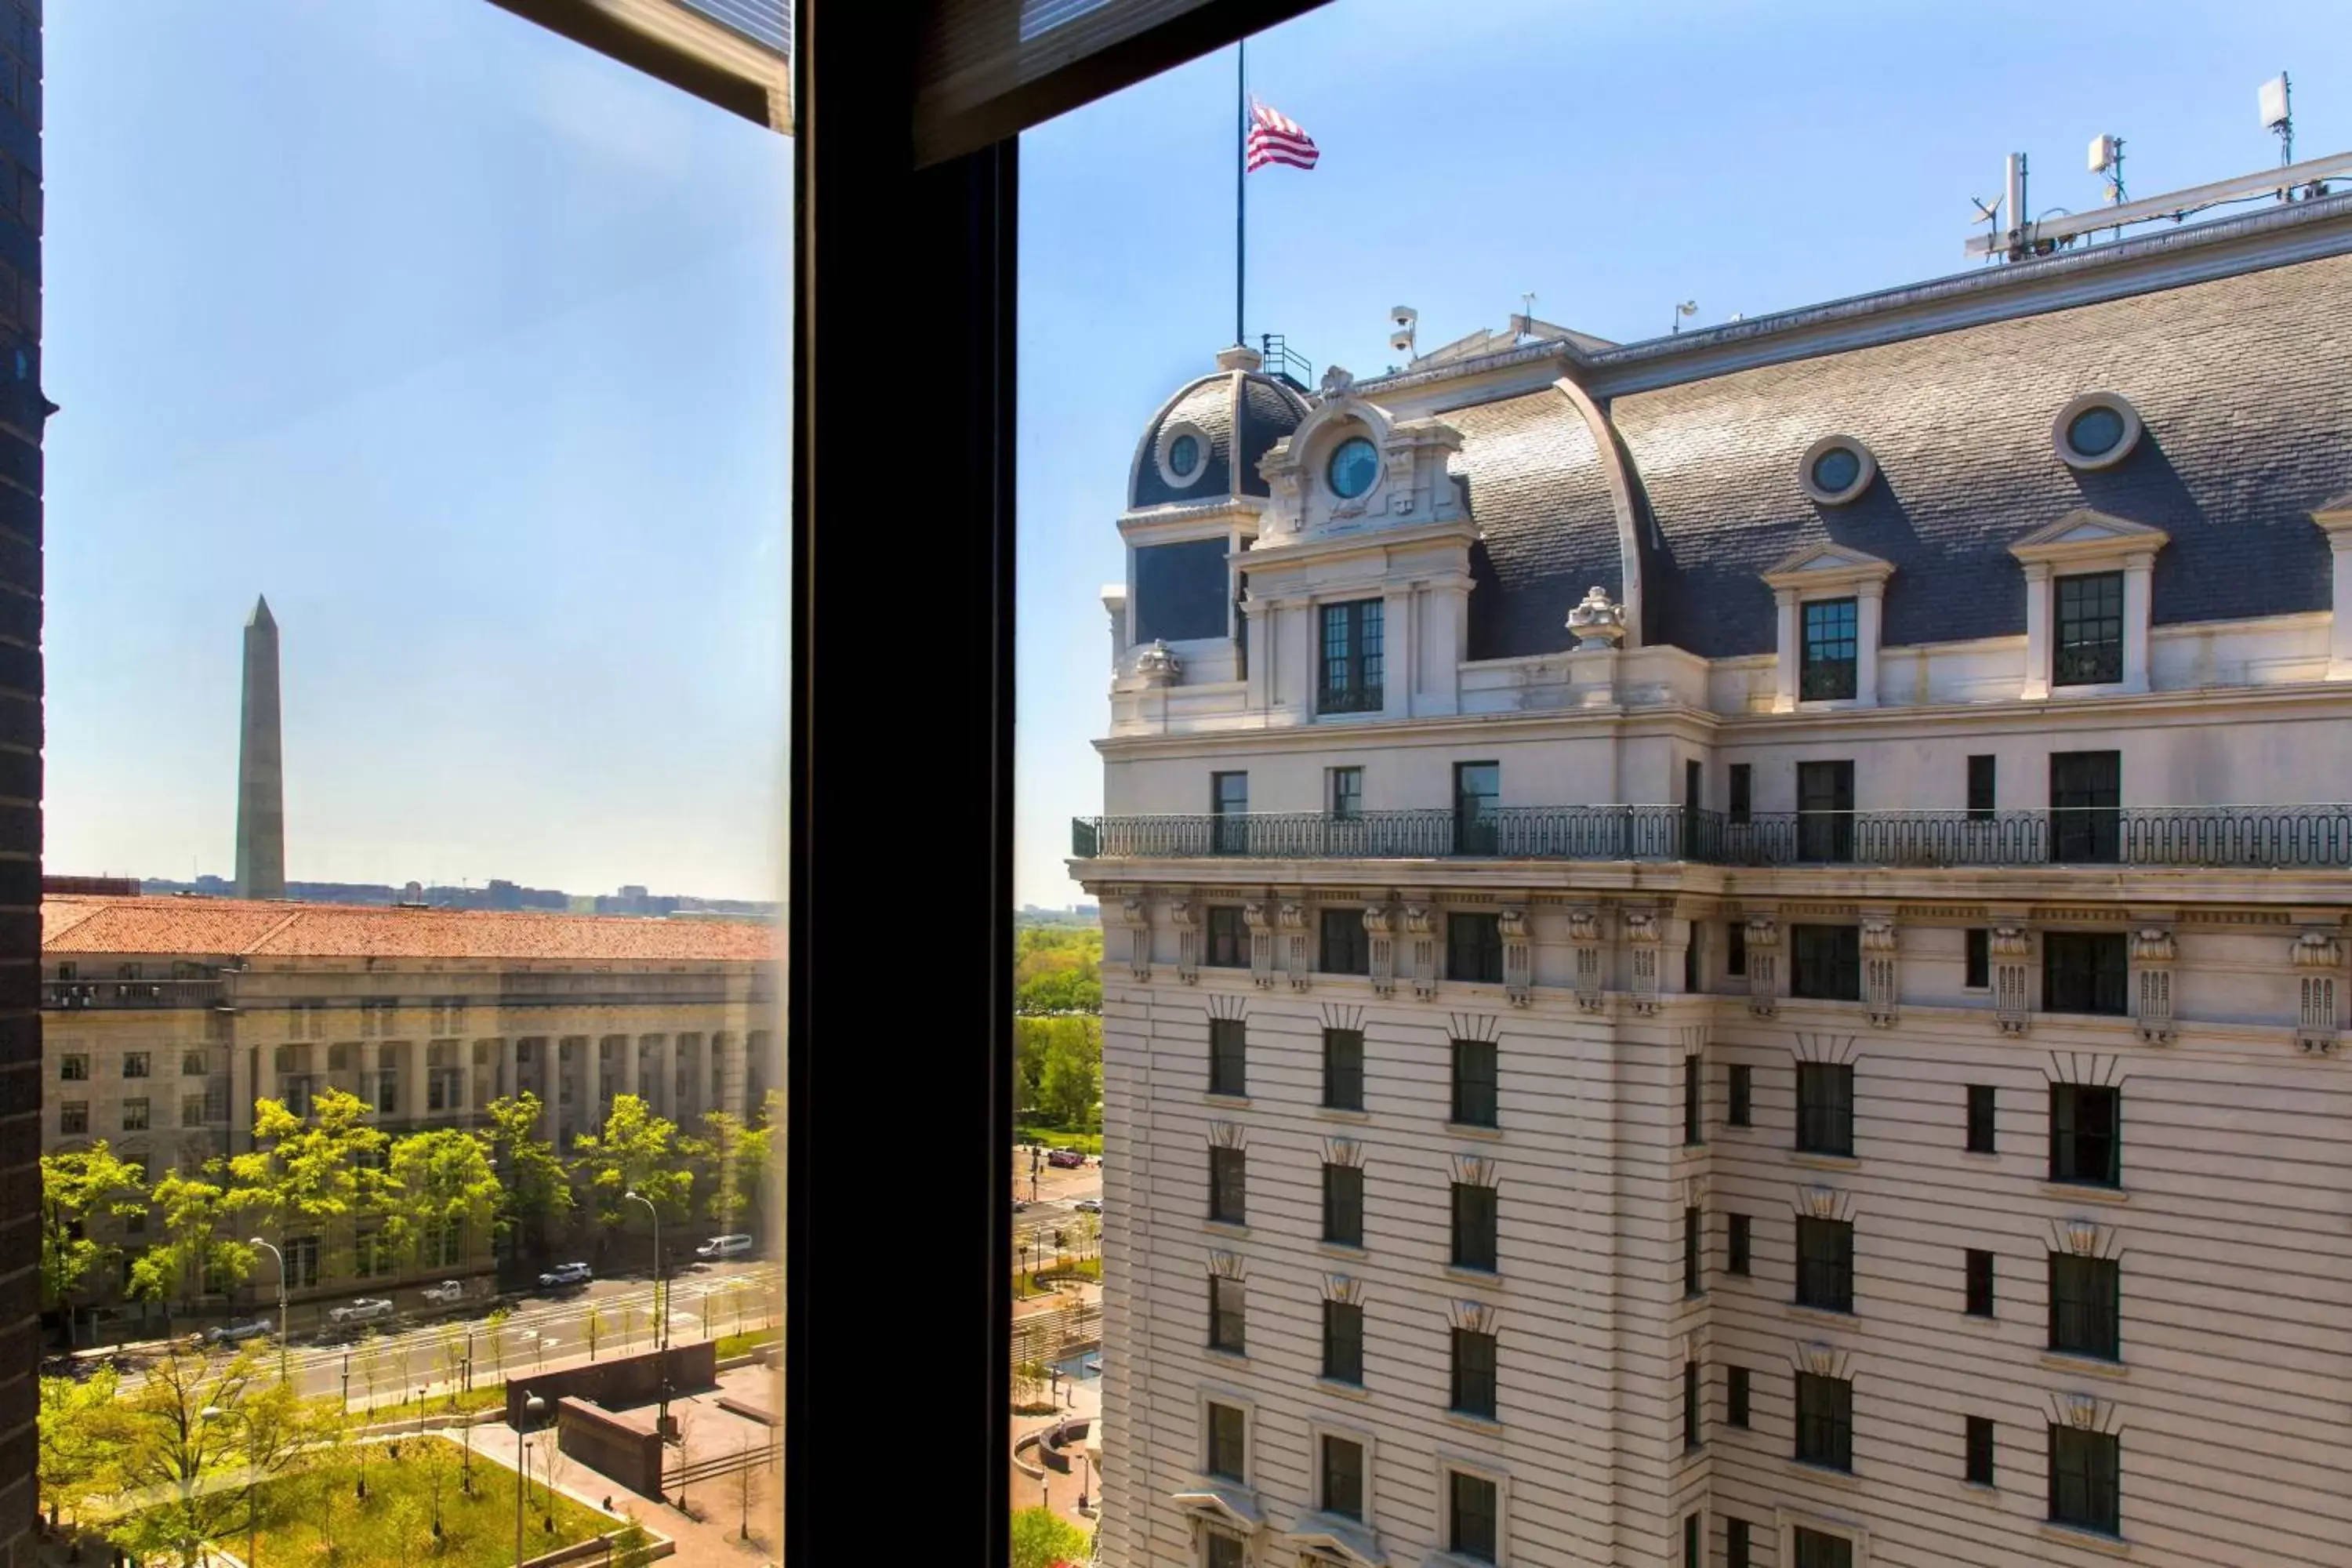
[2049,1084,2120,1186]
[1450,1327,1497,1418]
[1726,1366,1750,1427]
[1728,1063,1752,1126]
[1683,1205,1701,1296]
[1323,1163,1363,1246]
[1322,1299,1363,1384]
[1321,909,1369,975]
[2049,1253,2120,1359]
[1319,599,1385,713]
[1795,760,1854,861]
[1207,1277,1245,1352]
[1796,1062,1854,1156]
[1965,1248,1995,1317]
[1320,1434,1365,1520]
[2049,750,2121,863]
[1322,1026,1364,1108]
[1965,928,1991,989]
[1792,1527,1854,1568]
[1967,1415,1995,1486]
[1799,597,1858,700]
[2043,931,2128,1015]
[1447,913,1504,983]
[1208,1147,1246,1224]
[1448,1471,1498,1563]
[1204,906,1249,968]
[1328,765,1363,820]
[1795,1217,1853,1312]
[1205,1401,1246,1479]
[2049,1425,2120,1534]
[2055,571,2124,685]
[1728,1213,1751,1276]
[1451,1039,1498,1127]
[1452,1183,1497,1272]
[1795,1373,1853,1471]
[1207,1018,1247,1094]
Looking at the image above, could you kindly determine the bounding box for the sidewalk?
[1011,1365,1104,1534]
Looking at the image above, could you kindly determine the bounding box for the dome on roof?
[1128,345,1312,511]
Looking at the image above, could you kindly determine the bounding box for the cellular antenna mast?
[2261,72,2293,175]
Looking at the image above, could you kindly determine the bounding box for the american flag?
[1245,100,1319,172]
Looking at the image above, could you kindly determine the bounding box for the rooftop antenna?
[1671,299,1697,335]
[2089,134,2126,240]
[1517,291,1537,339]
[2259,73,2292,198]
[2003,151,2029,260]
[1969,194,2000,263]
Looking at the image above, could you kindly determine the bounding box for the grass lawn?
[1012,1258,1102,1299]
[244,1436,619,1568]
[713,1326,780,1360]
[1014,1127,1102,1156]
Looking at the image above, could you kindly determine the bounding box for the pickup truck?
[326,1298,395,1327]
[419,1279,475,1307]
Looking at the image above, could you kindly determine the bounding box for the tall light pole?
[249,1237,289,1383]
[514,1392,546,1568]
[203,1405,260,1568]
[625,1190,670,1442]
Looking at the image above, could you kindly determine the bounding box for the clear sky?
[1011,0,2347,908]
[44,1,791,901]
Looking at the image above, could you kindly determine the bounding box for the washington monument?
[234,595,286,899]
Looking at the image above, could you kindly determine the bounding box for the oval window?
[1327,436,1380,499]
[1167,433,1201,479]
[1809,445,1862,496]
[2066,405,2126,459]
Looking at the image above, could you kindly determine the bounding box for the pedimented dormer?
[1255,365,1468,539]
[1761,541,1896,712]
[2009,509,2169,699]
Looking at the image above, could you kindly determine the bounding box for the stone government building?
[1078,190,2352,1564]
[43,894,775,1311]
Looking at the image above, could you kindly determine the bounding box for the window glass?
[1799,597,1858,700]
[1327,436,1380,498]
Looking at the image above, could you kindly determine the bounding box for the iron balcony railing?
[1073,805,2352,869]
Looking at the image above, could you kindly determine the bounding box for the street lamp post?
[624,1191,670,1443]
[514,1393,546,1568]
[201,1405,259,1568]
[249,1238,289,1383]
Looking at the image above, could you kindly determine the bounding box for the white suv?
[696,1233,755,1260]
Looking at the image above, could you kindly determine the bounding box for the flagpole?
[1235,38,1247,348]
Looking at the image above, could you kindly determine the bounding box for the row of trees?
[1016,924,1102,1133]
[40,1087,782,1326]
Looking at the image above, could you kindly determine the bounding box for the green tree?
[484,1094,573,1265]
[129,1167,255,1317]
[388,1126,503,1274]
[1016,1016,1102,1131]
[570,1094,691,1229]
[1009,1504,1087,1568]
[38,1367,133,1526]
[101,1344,328,1568]
[225,1090,394,1280]
[1014,925,1102,1014]
[40,1141,150,1328]
[682,1094,779,1236]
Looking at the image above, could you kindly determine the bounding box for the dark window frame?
[1321,1025,1365,1109]
[1791,1526,1855,1568]
[1682,1054,1702,1145]
[1450,1039,1498,1128]
[1795,1216,1854,1314]
[1450,1327,1498,1419]
[1967,753,1997,819]
[2049,1252,2121,1361]
[1965,1247,1995,1318]
[1794,1372,1855,1472]
[2050,750,2122,864]
[1682,1360,1700,1452]
[1208,1017,1247,1095]
[1321,1298,1364,1385]
[1795,1062,1855,1156]
[1319,598,1386,715]
[1728,1062,1752,1126]
[1795,760,1855,862]
[1208,1146,1247,1225]
[1965,927,1991,989]
[1319,908,1370,975]
[1727,1519,1751,1568]
[1799,596,1860,701]
[1727,763,1752,826]
[1204,906,1250,968]
[1967,1415,1996,1487]
[1319,1432,1366,1520]
[1205,1401,1247,1480]
[1210,771,1250,854]
[1682,1204,1702,1297]
[1966,1083,1996,1152]
[1726,1366,1751,1428]
[1726,921,1748,976]
[2042,931,2128,1016]
[2049,1083,2122,1187]
[1790,923,1862,1001]
[1323,1162,1363,1247]
[1453,761,1500,855]
[1446,911,1504,984]
[1328,765,1364,820]
[2054,570,2125,687]
[1447,1470,1499,1563]
[1727,1213,1751,1276]
[1451,1181,1498,1273]
[1208,1276,1246,1353]
[2049,1425,2121,1535]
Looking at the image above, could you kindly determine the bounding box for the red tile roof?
[41,896,776,964]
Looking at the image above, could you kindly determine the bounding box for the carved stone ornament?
[2292,931,2343,967]
[2062,1218,2102,1257]
[1403,906,1437,937]
[1797,1341,1838,1378]
[2063,1392,2100,1431]
[1744,917,1781,948]
[1800,1185,1838,1221]
[1990,924,2031,959]
[1497,909,1530,942]
[1319,365,1356,397]
[1566,910,1602,943]
[1622,912,1660,944]
[1566,585,1627,651]
[1134,639,1181,687]
[1860,919,1898,953]
[2129,928,2176,964]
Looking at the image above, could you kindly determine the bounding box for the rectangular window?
[1682,1055,1702,1145]
[1322,1026,1365,1108]
[1727,1519,1751,1568]
[2049,1425,2121,1535]
[1321,1299,1363,1385]
[1448,1472,1498,1564]
[1450,1327,1497,1419]
[1682,1360,1700,1451]
[1328,765,1364,820]
[1683,1512,1699,1568]
[1728,763,1752,826]
[1208,1147,1246,1225]
[1207,1278,1245,1353]
[1682,920,1701,993]
[1794,1372,1854,1471]
[1965,927,1991,989]
[1205,1534,1243,1568]
[1323,1163,1363,1247]
[1792,1528,1854,1568]
[2050,750,2121,864]
[1452,1182,1498,1272]
[1727,920,1747,976]
[1319,1433,1365,1521]
[1967,1415,1995,1486]
[2049,1253,2122,1360]
[1319,909,1370,975]
[1727,1213,1751,1276]
[1319,598,1385,714]
[2043,931,2128,1016]
[1204,906,1249,968]
[1682,1205,1701,1297]
[1210,771,1249,853]
[2050,1083,2121,1186]
[59,1102,88,1135]
[121,1098,150,1132]
[1795,760,1855,862]
[1967,753,1997,819]
[1965,1248,1995,1318]
[1795,1217,1853,1313]
[1451,1039,1498,1127]
[1207,1018,1247,1095]
[1966,1087,1995,1156]
[122,1052,149,1079]
[1791,924,1861,1000]
[1728,1063,1752,1127]
[2055,571,2124,687]
[1726,1365,1751,1428]
[1453,761,1500,855]
[60,1054,88,1081]
[1799,597,1859,700]
[285,1236,321,1290]
[1204,1401,1246,1480]
[181,1094,206,1128]
[1446,912,1504,983]
[1796,1062,1855,1156]
[180,1050,206,1077]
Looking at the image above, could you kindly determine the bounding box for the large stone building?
[1077,189,2352,1566]
[43,895,775,1308]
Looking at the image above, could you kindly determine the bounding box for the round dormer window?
[2053,391,2143,470]
[1327,436,1380,499]
[1167,433,1201,479]
[1154,420,1211,488]
[1798,434,1877,506]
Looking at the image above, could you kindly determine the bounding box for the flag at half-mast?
[1245,100,1319,172]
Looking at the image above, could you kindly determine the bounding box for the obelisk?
[234,595,286,900]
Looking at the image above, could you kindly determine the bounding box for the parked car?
[1074,1199,1102,1214]
[696,1233,755,1260]
[539,1261,593,1290]
[419,1279,473,1306]
[326,1298,394,1327]
[196,1316,271,1347]
[1047,1149,1087,1169]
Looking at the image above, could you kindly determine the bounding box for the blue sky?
[1011,0,2347,906]
[45,1,790,899]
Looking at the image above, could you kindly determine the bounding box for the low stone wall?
[555,1397,666,1500]
[504,1341,718,1428]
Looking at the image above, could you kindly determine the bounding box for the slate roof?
[1131,369,1311,510]
[42,896,775,963]
[1443,390,1626,661]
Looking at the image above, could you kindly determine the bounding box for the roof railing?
[1258,333,1312,393]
